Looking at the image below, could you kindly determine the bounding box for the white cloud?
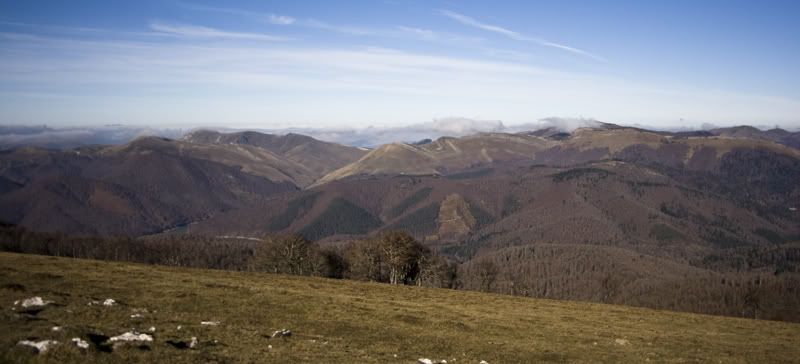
[267,14,295,25]
[439,9,605,62]
[149,21,288,41]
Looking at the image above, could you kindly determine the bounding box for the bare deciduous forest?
[3,223,797,322]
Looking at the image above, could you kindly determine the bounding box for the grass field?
[1,252,799,363]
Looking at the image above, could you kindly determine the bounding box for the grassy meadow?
[1,252,798,363]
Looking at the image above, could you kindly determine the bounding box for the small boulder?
[201,321,220,326]
[271,329,292,338]
[102,298,116,306]
[418,359,434,364]
[17,296,51,308]
[17,340,58,353]
[109,332,153,343]
[72,338,90,350]
[615,338,630,346]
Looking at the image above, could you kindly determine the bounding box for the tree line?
[2,222,798,322]
[0,223,456,288]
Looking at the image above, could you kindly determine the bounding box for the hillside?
[315,133,553,185]
[182,130,368,179]
[2,253,799,363]
[316,125,800,184]
[0,130,366,235]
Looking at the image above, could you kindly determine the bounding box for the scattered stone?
[418,359,433,364]
[267,344,273,350]
[17,296,51,308]
[72,338,90,349]
[103,298,116,306]
[479,361,489,364]
[51,326,62,332]
[130,314,143,319]
[109,332,153,343]
[201,321,220,326]
[148,326,156,332]
[177,325,182,331]
[615,338,630,346]
[271,329,292,338]
[190,337,198,349]
[17,340,58,353]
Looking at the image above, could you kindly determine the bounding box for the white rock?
[103,298,116,306]
[130,314,143,319]
[267,344,273,350]
[109,332,153,343]
[17,340,58,353]
[18,296,51,308]
[148,326,156,332]
[72,338,89,349]
[51,326,62,331]
[177,325,182,330]
[480,361,489,364]
[271,329,292,338]
[615,338,630,346]
[189,337,198,349]
[418,359,434,364]
[201,321,220,326]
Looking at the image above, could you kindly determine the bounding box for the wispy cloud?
[439,10,605,62]
[149,21,288,41]
[267,15,295,25]
[2,26,797,129]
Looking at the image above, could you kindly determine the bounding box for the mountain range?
[1,122,799,320]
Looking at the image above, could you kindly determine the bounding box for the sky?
[1,0,799,130]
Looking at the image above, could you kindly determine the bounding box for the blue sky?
[1,0,799,129]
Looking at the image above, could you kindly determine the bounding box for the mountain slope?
[0,137,299,235]
[315,133,553,185]
[183,130,367,180]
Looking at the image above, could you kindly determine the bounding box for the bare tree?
[475,258,499,292]
[378,231,425,285]
[254,235,314,275]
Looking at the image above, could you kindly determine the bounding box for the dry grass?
[1,252,798,363]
